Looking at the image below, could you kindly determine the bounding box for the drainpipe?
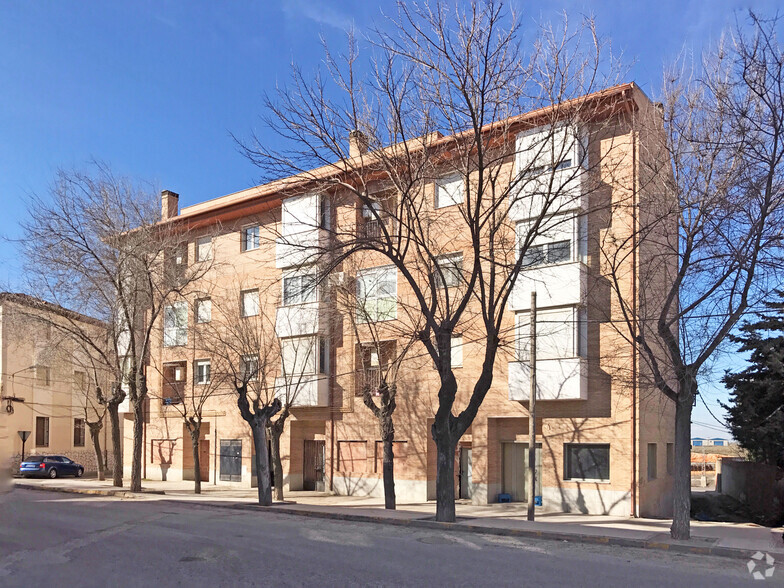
[630,100,639,518]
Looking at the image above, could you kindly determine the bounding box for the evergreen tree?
[721,291,784,467]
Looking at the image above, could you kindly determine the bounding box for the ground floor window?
[647,443,658,480]
[35,416,49,447]
[220,439,242,482]
[564,443,610,481]
[73,418,85,447]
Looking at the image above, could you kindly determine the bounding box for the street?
[0,489,766,587]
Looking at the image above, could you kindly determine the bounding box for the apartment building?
[135,82,675,517]
[0,293,110,473]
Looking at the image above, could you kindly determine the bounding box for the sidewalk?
[13,477,783,560]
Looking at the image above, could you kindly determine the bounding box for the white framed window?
[241,289,259,317]
[163,301,188,347]
[434,253,463,288]
[516,306,586,361]
[196,236,213,261]
[564,443,610,481]
[436,174,464,208]
[356,266,397,322]
[517,213,577,269]
[241,225,260,252]
[451,336,463,368]
[280,336,317,377]
[195,298,211,323]
[240,354,259,381]
[282,273,318,306]
[195,359,211,385]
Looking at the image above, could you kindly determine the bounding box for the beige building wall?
[134,82,676,517]
[0,295,110,474]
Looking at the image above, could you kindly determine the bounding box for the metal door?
[303,440,325,491]
[459,447,473,499]
[501,442,541,502]
[219,439,242,482]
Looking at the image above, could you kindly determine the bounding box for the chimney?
[349,130,368,158]
[161,190,179,220]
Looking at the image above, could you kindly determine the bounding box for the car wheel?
[48,468,58,479]
[76,468,84,478]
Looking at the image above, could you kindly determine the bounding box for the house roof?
[0,292,105,327]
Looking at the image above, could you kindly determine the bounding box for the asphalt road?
[0,489,766,587]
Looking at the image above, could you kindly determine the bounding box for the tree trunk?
[270,423,285,502]
[252,418,274,506]
[433,411,458,522]
[381,416,396,510]
[130,395,144,492]
[107,401,123,487]
[88,423,105,481]
[189,424,202,495]
[671,387,694,540]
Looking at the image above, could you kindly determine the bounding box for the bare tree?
[335,255,419,510]
[205,283,283,506]
[602,13,784,539]
[240,1,623,521]
[21,164,213,491]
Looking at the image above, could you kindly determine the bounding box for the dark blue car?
[19,456,84,479]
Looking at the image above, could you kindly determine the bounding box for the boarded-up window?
[35,416,49,447]
[151,439,176,465]
[338,440,367,473]
[374,440,407,473]
[73,418,85,447]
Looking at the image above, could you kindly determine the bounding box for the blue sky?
[1,0,779,438]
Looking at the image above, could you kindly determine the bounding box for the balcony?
[275,302,328,338]
[274,374,329,407]
[361,217,395,240]
[354,367,383,397]
[510,261,586,311]
[508,357,587,401]
[275,230,326,269]
[509,167,585,222]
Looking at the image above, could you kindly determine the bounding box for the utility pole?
[527,291,537,521]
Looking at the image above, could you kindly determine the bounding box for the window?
[451,336,463,368]
[35,416,49,447]
[361,201,393,238]
[318,336,329,375]
[564,444,610,481]
[280,337,317,377]
[374,440,407,473]
[282,273,318,306]
[73,370,86,392]
[319,194,331,230]
[163,301,188,347]
[195,360,211,385]
[434,253,463,289]
[196,236,213,261]
[516,306,586,361]
[666,443,674,476]
[241,289,259,317]
[242,225,260,252]
[522,240,571,267]
[195,297,211,323]
[240,354,259,382]
[356,266,397,322]
[436,174,464,208]
[35,366,51,387]
[162,362,186,404]
[517,213,577,269]
[73,418,85,447]
[647,443,658,481]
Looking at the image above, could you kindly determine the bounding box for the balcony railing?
[362,217,394,239]
[355,367,383,397]
[162,381,184,405]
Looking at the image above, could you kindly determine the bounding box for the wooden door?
[303,440,325,491]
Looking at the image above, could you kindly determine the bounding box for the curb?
[14,483,165,498]
[15,484,772,561]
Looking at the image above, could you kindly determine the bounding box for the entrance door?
[303,440,325,491]
[459,447,473,499]
[199,439,210,482]
[219,439,242,482]
[501,442,541,502]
